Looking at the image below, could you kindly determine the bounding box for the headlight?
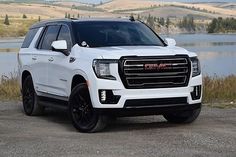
[92,59,117,80]
[191,57,201,77]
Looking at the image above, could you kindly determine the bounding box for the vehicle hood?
[73,45,197,60]
[86,46,196,59]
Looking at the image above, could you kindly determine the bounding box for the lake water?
[0,34,235,77]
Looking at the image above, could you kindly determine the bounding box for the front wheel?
[69,83,107,133]
[22,75,44,116]
[163,107,201,124]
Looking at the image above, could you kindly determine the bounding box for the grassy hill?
[0,0,235,37]
[97,0,236,17]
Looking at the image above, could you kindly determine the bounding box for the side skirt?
[38,96,68,110]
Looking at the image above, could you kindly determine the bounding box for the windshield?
[74,21,165,48]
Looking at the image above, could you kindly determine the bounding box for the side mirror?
[51,40,69,56]
[164,38,176,47]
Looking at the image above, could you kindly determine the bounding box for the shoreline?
[1,32,236,40]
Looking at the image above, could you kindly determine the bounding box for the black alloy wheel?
[69,83,107,133]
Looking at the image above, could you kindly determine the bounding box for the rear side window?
[21,28,39,48]
[40,25,60,50]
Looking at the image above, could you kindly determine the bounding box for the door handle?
[32,56,37,61]
[48,57,54,62]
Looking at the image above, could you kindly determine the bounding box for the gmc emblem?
[144,63,170,70]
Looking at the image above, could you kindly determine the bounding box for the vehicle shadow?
[103,117,179,133]
[20,107,180,133]
[37,108,76,132]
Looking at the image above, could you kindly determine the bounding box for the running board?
[38,96,68,110]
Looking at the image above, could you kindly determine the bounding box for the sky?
[78,0,236,4]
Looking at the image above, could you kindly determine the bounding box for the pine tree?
[22,14,27,19]
[146,14,155,29]
[159,17,165,26]
[137,14,140,20]
[166,17,170,28]
[4,14,10,25]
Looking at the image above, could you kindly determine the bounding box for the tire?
[22,75,44,116]
[163,107,201,124]
[69,83,107,133]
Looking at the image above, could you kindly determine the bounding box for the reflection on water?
[0,52,18,77]
[179,42,236,47]
[0,34,236,77]
[197,51,236,76]
[164,34,236,76]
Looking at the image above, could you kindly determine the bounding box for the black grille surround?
[118,55,191,89]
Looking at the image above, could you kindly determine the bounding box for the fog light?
[191,85,201,100]
[101,90,106,102]
[99,90,121,104]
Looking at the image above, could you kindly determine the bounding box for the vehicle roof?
[30,18,138,29]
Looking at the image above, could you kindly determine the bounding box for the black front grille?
[124,97,188,108]
[119,55,191,89]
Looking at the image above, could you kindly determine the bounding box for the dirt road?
[0,101,236,157]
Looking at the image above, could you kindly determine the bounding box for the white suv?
[18,18,202,132]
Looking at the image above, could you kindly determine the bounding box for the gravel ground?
[0,101,236,157]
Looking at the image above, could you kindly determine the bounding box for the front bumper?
[89,73,202,109]
[95,103,202,117]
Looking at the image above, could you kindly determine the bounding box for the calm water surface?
[164,34,236,76]
[0,34,235,77]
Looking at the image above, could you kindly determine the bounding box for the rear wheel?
[69,83,107,133]
[22,75,44,116]
[163,107,201,124]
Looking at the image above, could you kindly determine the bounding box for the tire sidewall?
[22,76,36,116]
[69,83,99,133]
[164,107,201,123]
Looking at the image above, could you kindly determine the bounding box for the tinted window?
[74,21,165,48]
[57,25,72,51]
[21,28,39,48]
[40,25,60,50]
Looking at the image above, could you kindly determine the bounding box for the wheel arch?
[21,70,32,88]
[71,74,87,91]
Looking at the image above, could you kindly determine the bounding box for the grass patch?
[0,74,21,101]
[203,75,236,104]
[204,103,236,109]
[0,74,236,108]
[0,19,37,37]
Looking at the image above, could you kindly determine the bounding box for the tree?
[159,17,165,26]
[207,17,236,33]
[22,14,27,19]
[4,14,10,25]
[146,14,155,29]
[137,14,141,21]
[67,13,71,19]
[77,13,80,18]
[178,16,196,32]
[38,16,41,22]
[166,17,170,28]
[189,16,196,31]
[65,12,67,18]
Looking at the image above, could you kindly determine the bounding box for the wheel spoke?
[78,93,86,104]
